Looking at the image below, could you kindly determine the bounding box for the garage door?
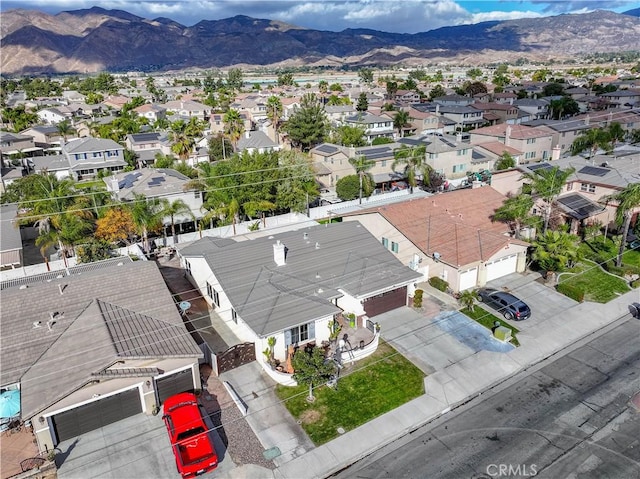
[52,388,142,444]
[459,267,478,291]
[486,254,518,282]
[363,286,407,317]
[156,368,195,405]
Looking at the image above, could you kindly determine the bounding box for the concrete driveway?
[56,412,232,479]
[376,307,513,375]
[485,272,578,331]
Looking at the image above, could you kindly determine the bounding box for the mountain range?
[1,7,640,75]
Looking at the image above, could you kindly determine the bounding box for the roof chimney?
[273,240,286,266]
[552,145,561,161]
[505,125,512,146]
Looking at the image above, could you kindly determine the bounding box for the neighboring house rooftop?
[105,168,191,200]
[0,260,201,419]
[180,222,420,337]
[236,130,278,151]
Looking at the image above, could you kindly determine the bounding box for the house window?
[232,309,238,323]
[286,322,316,345]
[382,237,389,248]
[381,159,386,167]
[391,241,399,253]
[194,191,201,199]
[527,138,536,144]
[525,152,535,159]
[452,164,467,173]
[184,260,191,274]
[567,182,573,191]
[207,282,219,306]
[580,183,596,193]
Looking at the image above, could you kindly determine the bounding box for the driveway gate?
[216,342,255,375]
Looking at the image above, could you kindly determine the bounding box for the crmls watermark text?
[486,463,538,477]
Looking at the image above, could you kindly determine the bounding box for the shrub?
[631,279,640,289]
[428,277,449,292]
[557,282,585,302]
[413,289,423,308]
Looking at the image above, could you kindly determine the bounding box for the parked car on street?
[162,392,218,478]
[476,288,531,321]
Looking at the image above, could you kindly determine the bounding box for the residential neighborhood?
[2,10,640,479]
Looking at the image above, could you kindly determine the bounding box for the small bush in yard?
[557,282,585,302]
[413,289,423,308]
[428,277,449,292]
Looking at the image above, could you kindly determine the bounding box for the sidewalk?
[273,287,640,479]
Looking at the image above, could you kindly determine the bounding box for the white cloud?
[465,10,543,24]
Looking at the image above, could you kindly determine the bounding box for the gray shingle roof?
[0,204,21,252]
[184,222,421,337]
[62,137,123,154]
[0,260,201,418]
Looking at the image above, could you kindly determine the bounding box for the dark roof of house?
[0,204,22,252]
[182,222,420,337]
[0,260,201,419]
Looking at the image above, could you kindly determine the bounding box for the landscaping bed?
[275,340,424,445]
[460,307,520,347]
[558,260,630,303]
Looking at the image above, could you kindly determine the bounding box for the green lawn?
[559,260,630,303]
[461,307,520,347]
[275,340,424,445]
[579,236,640,269]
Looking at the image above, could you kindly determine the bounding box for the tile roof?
[0,260,201,418]
[182,222,421,337]
[349,187,528,267]
[471,123,552,139]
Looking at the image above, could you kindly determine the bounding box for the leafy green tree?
[386,81,398,100]
[466,68,482,80]
[494,152,516,170]
[169,120,195,160]
[392,145,431,194]
[372,137,394,145]
[458,290,479,311]
[543,83,565,97]
[1,106,38,132]
[429,85,446,100]
[602,183,640,267]
[277,72,295,86]
[76,238,114,263]
[531,68,552,82]
[393,110,411,138]
[332,125,366,147]
[207,134,233,161]
[282,93,328,151]
[532,230,581,273]
[463,81,488,96]
[349,155,376,204]
[356,92,369,112]
[226,68,244,90]
[128,194,164,252]
[275,151,318,213]
[292,346,336,402]
[358,68,374,85]
[492,194,534,239]
[56,120,75,140]
[607,122,625,150]
[521,166,575,233]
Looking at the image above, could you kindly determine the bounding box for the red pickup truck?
[162,392,218,477]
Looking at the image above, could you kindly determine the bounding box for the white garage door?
[459,267,478,291]
[486,254,518,282]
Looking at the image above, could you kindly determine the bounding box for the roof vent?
[315,242,320,249]
[20,285,28,290]
[304,232,309,240]
[33,321,41,329]
[433,252,441,262]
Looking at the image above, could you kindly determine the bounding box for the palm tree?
[603,183,640,267]
[160,198,195,244]
[458,290,479,312]
[349,155,375,204]
[266,96,283,144]
[392,144,431,194]
[223,108,245,149]
[607,122,625,152]
[493,194,534,239]
[56,119,75,141]
[128,193,164,253]
[169,120,195,161]
[532,230,581,274]
[521,166,575,233]
[571,128,611,160]
[393,110,411,138]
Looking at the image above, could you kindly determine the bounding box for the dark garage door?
[363,286,407,317]
[52,388,142,444]
[156,369,195,405]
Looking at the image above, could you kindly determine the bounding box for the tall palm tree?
[571,127,611,160]
[521,166,574,233]
[266,96,283,144]
[493,194,535,239]
[603,183,640,267]
[223,108,244,149]
[128,193,164,253]
[56,119,75,141]
[169,120,195,161]
[393,110,411,138]
[607,122,625,152]
[160,198,195,244]
[349,155,375,204]
[392,144,431,194]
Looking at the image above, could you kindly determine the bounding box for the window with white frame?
[232,309,238,323]
[452,164,467,173]
[285,322,315,345]
[527,138,536,144]
[207,282,220,306]
[580,183,596,193]
[391,241,399,253]
[382,237,389,248]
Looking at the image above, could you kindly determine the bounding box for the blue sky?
[2,0,639,33]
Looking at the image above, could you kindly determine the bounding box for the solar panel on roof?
[528,163,552,171]
[132,133,160,142]
[148,176,166,187]
[578,166,609,177]
[440,138,457,148]
[118,172,142,189]
[365,152,394,160]
[357,147,389,155]
[316,144,338,154]
[557,193,604,220]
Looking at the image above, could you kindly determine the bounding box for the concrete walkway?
[272,286,640,479]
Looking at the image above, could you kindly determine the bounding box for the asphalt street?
[333,317,640,479]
